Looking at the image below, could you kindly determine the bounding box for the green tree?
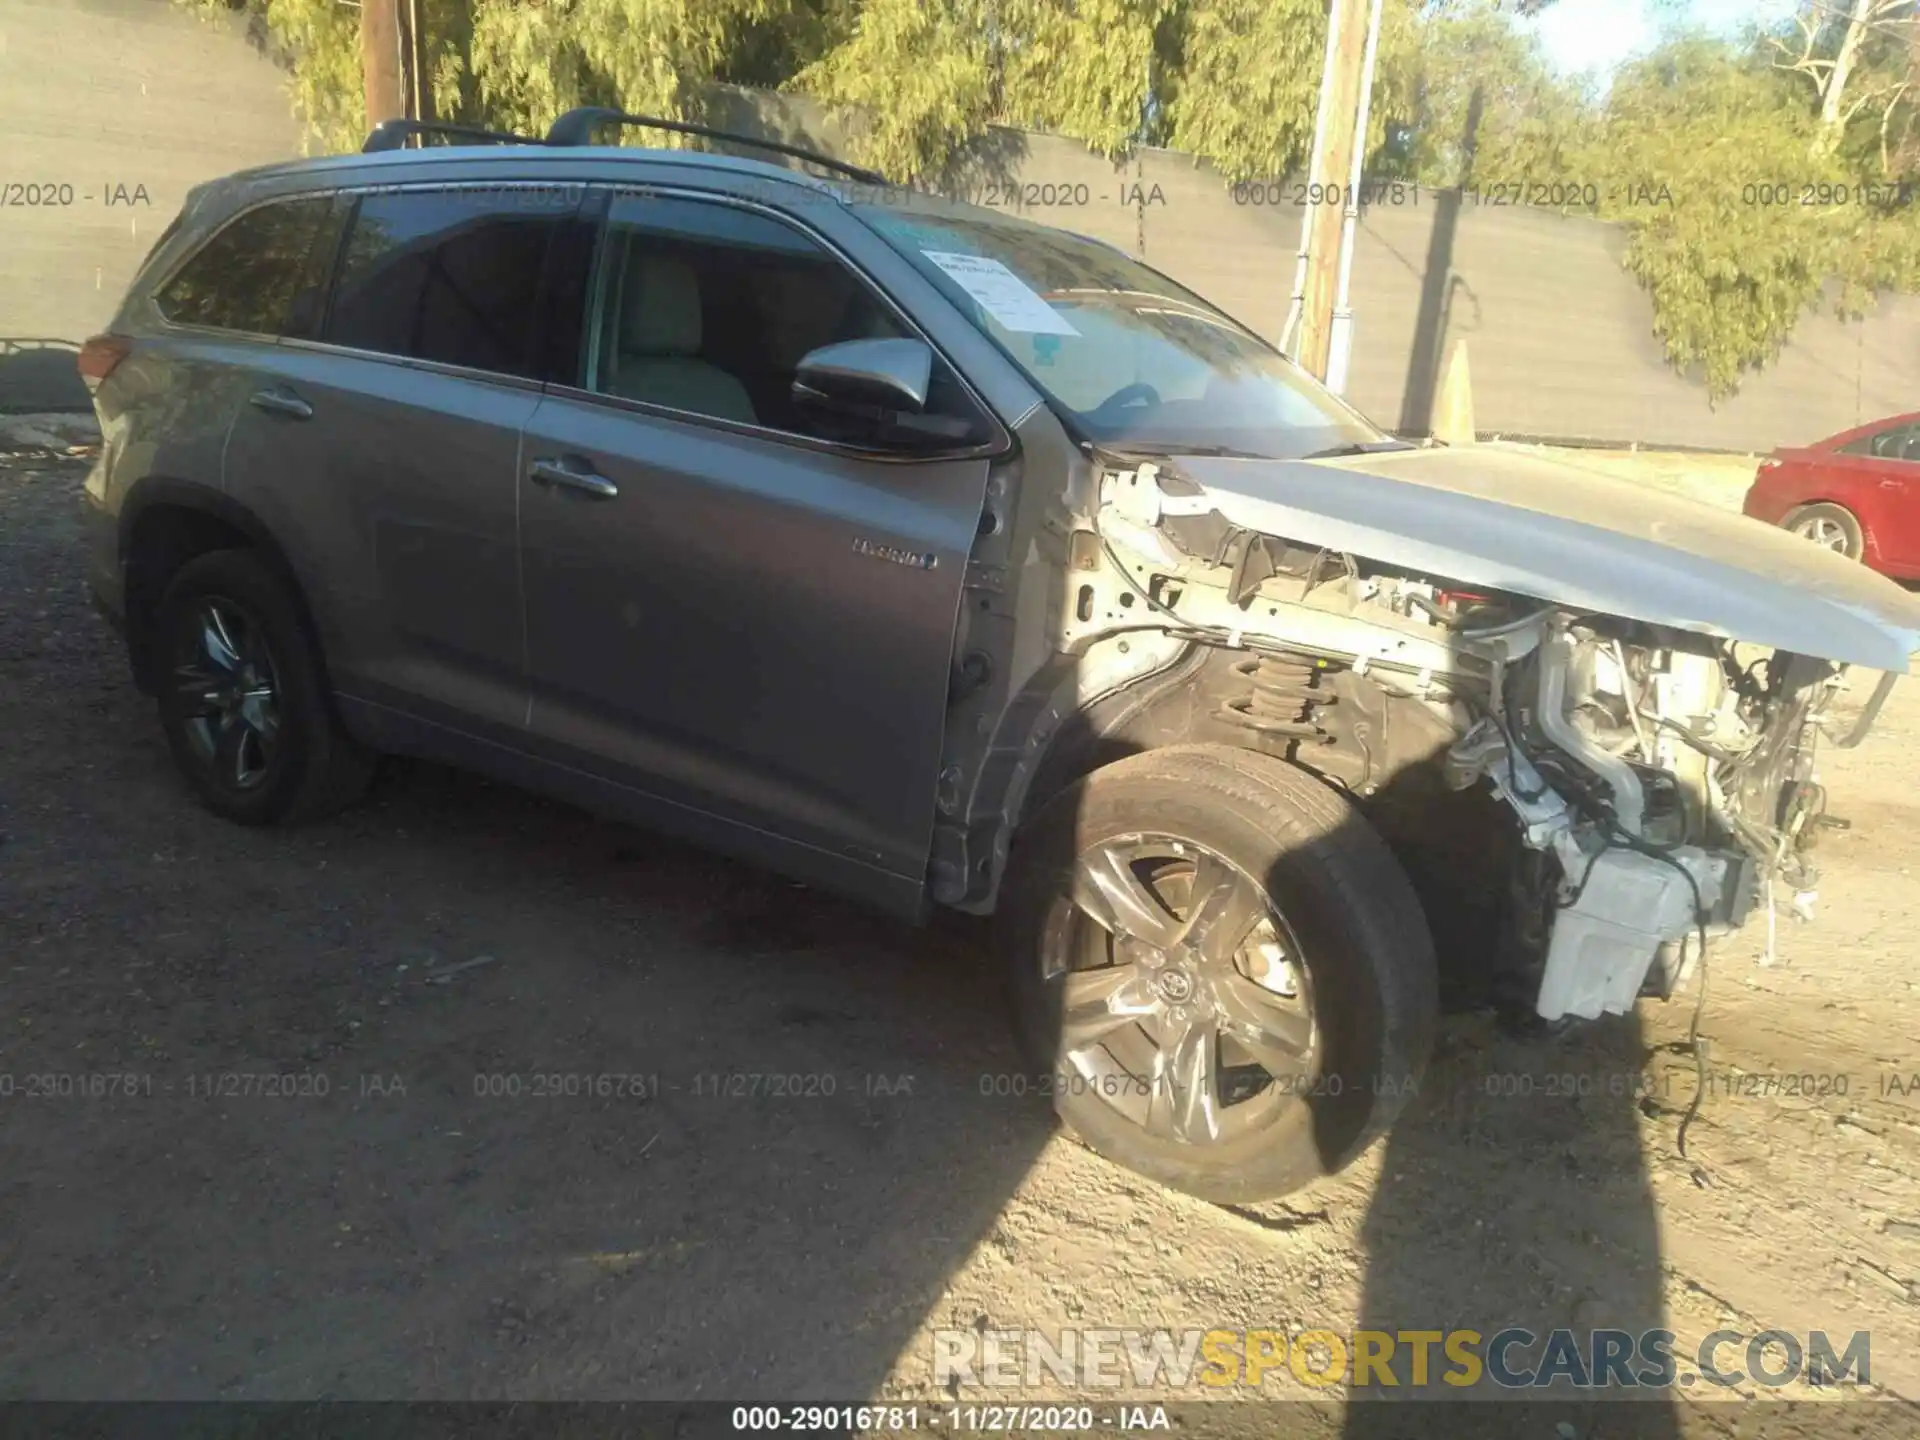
[466,0,824,139]
[1386,1,1594,185]
[185,0,1920,403]
[183,0,842,153]
[791,0,1176,182]
[1155,0,1422,183]
[1589,34,1920,399]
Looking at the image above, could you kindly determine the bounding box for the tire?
[1785,502,1865,561]
[996,743,1437,1203]
[153,548,375,825]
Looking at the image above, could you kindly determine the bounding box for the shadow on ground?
[2,457,1682,1427]
[0,460,1051,1400]
[1341,739,1681,1432]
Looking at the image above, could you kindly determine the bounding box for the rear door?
[516,188,1003,914]
[135,191,346,561]
[221,182,592,738]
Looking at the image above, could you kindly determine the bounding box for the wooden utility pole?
[1294,0,1371,381]
[361,0,406,133]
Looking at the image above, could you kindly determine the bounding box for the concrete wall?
[3,3,1913,451]
[0,0,302,409]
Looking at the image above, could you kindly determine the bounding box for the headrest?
[619,251,702,356]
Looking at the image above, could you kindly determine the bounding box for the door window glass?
[1871,424,1920,461]
[325,188,579,378]
[582,194,986,444]
[155,195,338,336]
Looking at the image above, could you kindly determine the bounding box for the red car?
[1744,412,1920,578]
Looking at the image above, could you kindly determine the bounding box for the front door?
[517,190,999,913]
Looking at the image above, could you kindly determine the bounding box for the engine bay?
[1067,457,1863,1021]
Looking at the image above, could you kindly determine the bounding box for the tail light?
[77,333,131,391]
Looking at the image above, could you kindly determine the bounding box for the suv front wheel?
[154,549,375,825]
[997,744,1438,1203]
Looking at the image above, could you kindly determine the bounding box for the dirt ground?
[3,437,1918,1429]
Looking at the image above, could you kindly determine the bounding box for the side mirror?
[793,337,933,413]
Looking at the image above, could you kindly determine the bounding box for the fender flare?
[936,642,1211,914]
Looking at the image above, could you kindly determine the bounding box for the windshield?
[854,203,1395,461]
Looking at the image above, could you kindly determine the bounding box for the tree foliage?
[1386,3,1593,184]
[1585,30,1920,399]
[186,0,1920,401]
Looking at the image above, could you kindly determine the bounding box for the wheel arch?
[953,640,1514,989]
[1783,496,1881,566]
[118,479,325,697]
[946,642,1365,916]
[1019,644,1225,825]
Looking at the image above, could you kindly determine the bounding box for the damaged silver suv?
[81,113,1920,1201]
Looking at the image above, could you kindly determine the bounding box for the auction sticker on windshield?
[921,250,1082,336]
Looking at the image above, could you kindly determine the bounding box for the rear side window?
[324,188,577,378]
[154,196,336,335]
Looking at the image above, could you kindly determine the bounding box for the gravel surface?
[3,450,1918,1433]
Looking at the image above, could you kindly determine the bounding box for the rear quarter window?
[154,195,338,336]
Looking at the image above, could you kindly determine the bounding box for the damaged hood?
[1165,445,1920,672]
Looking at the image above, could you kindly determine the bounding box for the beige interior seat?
[607,251,757,425]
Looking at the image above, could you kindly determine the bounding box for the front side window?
[855,203,1397,461]
[1842,423,1920,459]
[578,193,986,443]
[324,188,580,378]
[155,195,336,336]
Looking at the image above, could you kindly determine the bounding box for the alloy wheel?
[1793,513,1854,555]
[170,597,283,792]
[1043,835,1320,1146]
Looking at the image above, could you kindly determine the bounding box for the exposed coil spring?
[1217,654,1331,739]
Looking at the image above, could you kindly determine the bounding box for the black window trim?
[544,182,1015,466]
[148,188,345,344]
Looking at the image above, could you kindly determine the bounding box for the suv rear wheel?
[154,549,374,825]
[997,744,1437,1203]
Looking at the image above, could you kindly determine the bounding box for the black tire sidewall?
[998,746,1437,1204]
[154,550,333,826]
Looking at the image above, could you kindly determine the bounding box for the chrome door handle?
[248,387,312,420]
[528,457,618,499]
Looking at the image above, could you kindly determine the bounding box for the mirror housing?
[793,337,933,413]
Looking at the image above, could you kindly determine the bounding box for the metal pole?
[408,0,427,127]
[360,0,405,136]
[1294,0,1369,379]
[1325,0,1384,397]
[1280,0,1348,356]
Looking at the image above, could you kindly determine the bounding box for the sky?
[1521,0,1801,79]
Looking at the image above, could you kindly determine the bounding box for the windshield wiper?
[1299,440,1419,460]
[1112,442,1274,460]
